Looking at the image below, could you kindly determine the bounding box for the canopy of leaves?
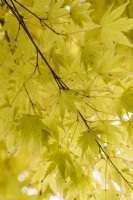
[0,0,133,199]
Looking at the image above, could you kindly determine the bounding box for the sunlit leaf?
[78,129,99,156]
[97,189,119,200]
[100,1,133,48]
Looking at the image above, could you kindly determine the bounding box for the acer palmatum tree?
[0,0,133,199]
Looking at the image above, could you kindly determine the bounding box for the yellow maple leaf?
[100,1,133,48]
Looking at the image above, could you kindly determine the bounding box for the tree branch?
[96,140,133,190]
[3,0,69,91]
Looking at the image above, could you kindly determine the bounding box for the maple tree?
[1,0,133,199]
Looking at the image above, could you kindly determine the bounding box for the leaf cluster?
[0,0,133,199]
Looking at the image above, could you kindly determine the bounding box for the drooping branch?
[96,140,133,190]
[78,109,133,190]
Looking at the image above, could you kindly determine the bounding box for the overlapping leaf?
[70,1,92,26]
[57,90,81,119]
[78,128,99,156]
[121,86,133,112]
[100,1,133,48]
[17,114,52,151]
[46,150,74,180]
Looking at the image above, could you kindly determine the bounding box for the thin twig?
[96,140,133,190]
[78,110,90,130]
[23,83,36,115]
[4,0,69,90]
